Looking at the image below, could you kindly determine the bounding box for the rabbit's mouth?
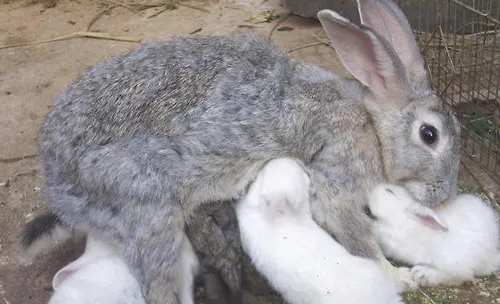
[402,180,456,208]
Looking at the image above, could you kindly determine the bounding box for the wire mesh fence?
[398,0,500,184]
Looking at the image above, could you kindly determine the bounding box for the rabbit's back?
[40,34,290,168]
[440,194,498,239]
[436,195,500,275]
[39,33,371,195]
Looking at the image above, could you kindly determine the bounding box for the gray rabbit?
[33,0,461,302]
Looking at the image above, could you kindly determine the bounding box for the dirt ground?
[0,0,499,303]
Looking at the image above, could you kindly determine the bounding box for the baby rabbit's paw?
[411,265,444,287]
[394,266,419,292]
[381,258,418,292]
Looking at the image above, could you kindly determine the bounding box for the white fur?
[48,234,145,304]
[49,234,199,304]
[369,183,500,286]
[236,158,404,304]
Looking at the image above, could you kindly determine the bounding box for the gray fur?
[196,266,241,304]
[37,1,460,302]
[185,200,243,302]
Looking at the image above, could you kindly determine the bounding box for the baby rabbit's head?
[370,183,448,232]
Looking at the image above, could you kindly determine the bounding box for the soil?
[0,0,499,304]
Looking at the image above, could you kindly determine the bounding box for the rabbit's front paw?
[411,265,444,287]
[395,266,419,292]
[380,258,418,292]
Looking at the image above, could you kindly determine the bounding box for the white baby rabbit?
[48,233,199,304]
[48,234,145,304]
[369,183,500,286]
[235,158,405,304]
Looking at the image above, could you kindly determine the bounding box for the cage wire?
[397,0,500,185]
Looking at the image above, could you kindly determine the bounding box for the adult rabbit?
[36,0,460,302]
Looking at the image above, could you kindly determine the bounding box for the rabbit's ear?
[406,204,449,232]
[52,236,104,289]
[317,9,409,105]
[357,0,429,90]
[52,260,83,289]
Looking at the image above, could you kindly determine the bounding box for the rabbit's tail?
[21,212,80,258]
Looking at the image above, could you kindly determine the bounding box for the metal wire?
[399,0,500,185]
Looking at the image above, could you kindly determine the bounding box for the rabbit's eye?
[385,188,396,196]
[419,124,438,145]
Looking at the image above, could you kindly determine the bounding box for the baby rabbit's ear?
[52,238,98,289]
[52,260,82,289]
[357,0,429,90]
[317,9,409,105]
[406,204,448,232]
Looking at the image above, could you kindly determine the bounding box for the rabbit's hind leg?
[50,136,200,304]
[185,206,243,304]
[116,200,186,304]
[177,236,200,304]
[47,182,186,304]
[51,133,263,304]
